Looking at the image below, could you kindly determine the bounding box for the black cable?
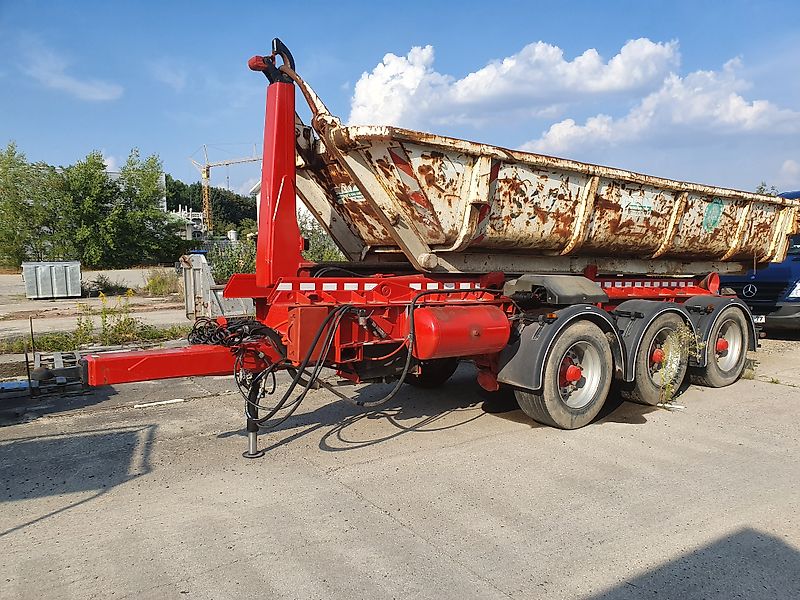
[346,287,505,409]
[247,305,353,425]
[250,305,355,430]
[312,266,365,278]
[243,286,505,428]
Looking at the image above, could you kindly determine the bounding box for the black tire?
[689,307,750,387]
[622,313,689,406]
[515,320,612,429]
[406,358,459,388]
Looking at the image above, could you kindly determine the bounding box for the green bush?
[298,211,344,263]
[144,268,182,297]
[208,239,257,283]
[81,274,131,297]
[205,213,344,283]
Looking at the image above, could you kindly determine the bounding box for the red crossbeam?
[83,345,235,386]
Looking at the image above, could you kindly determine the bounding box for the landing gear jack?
[242,406,265,459]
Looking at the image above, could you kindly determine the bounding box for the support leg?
[242,397,266,459]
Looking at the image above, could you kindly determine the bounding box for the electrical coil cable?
[188,317,289,399]
[245,287,506,431]
[188,317,249,346]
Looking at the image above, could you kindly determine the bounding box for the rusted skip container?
[288,69,799,275]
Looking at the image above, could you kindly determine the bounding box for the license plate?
[753,315,766,324]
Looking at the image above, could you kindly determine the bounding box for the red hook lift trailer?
[82,39,799,457]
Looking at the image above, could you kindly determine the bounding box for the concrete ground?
[1,340,799,599]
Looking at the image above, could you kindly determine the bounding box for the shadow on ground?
[220,363,659,454]
[0,387,119,426]
[585,528,800,599]
[0,424,156,537]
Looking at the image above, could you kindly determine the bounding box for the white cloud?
[776,159,800,188]
[18,35,123,101]
[349,45,448,128]
[780,159,800,179]
[524,59,800,154]
[102,153,120,173]
[348,38,678,128]
[150,59,188,92]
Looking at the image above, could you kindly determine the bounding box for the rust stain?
[417,164,443,191]
[294,99,800,264]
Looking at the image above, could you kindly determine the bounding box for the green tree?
[165,174,201,212]
[59,151,122,267]
[756,181,780,196]
[298,211,344,262]
[0,142,64,266]
[212,187,256,228]
[1,144,190,268]
[165,175,257,235]
[113,149,189,266]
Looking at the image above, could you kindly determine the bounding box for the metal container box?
[288,71,800,276]
[21,261,82,299]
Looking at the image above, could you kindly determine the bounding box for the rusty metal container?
[286,69,799,276]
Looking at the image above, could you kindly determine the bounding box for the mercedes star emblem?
[742,284,758,298]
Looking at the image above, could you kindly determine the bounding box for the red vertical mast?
[248,40,303,289]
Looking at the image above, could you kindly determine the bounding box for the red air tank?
[413,305,511,360]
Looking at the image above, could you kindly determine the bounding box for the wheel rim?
[557,341,602,409]
[715,318,743,372]
[646,326,684,387]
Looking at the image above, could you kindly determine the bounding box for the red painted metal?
[412,305,511,360]
[247,55,267,71]
[595,277,712,301]
[700,272,721,294]
[476,369,500,392]
[287,306,330,362]
[564,364,583,383]
[83,345,236,386]
[716,338,729,353]
[651,348,666,364]
[223,273,269,299]
[255,80,303,289]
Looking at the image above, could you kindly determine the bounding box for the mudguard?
[496,304,625,392]
[503,274,608,304]
[612,300,696,383]
[682,296,757,367]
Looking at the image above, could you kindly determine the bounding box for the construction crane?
[191,145,261,235]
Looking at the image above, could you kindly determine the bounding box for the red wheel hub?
[716,337,729,353]
[564,364,583,383]
[651,348,665,364]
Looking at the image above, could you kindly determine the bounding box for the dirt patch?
[0,298,184,322]
[0,360,26,378]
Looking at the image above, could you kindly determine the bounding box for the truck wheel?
[623,313,689,406]
[689,307,749,388]
[515,321,612,429]
[406,358,459,388]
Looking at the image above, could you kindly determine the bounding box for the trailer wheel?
[689,307,749,388]
[623,313,689,406]
[515,320,612,429]
[406,358,459,388]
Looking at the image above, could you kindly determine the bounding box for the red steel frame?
[83,46,719,389]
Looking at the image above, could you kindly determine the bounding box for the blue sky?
[2,0,799,195]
